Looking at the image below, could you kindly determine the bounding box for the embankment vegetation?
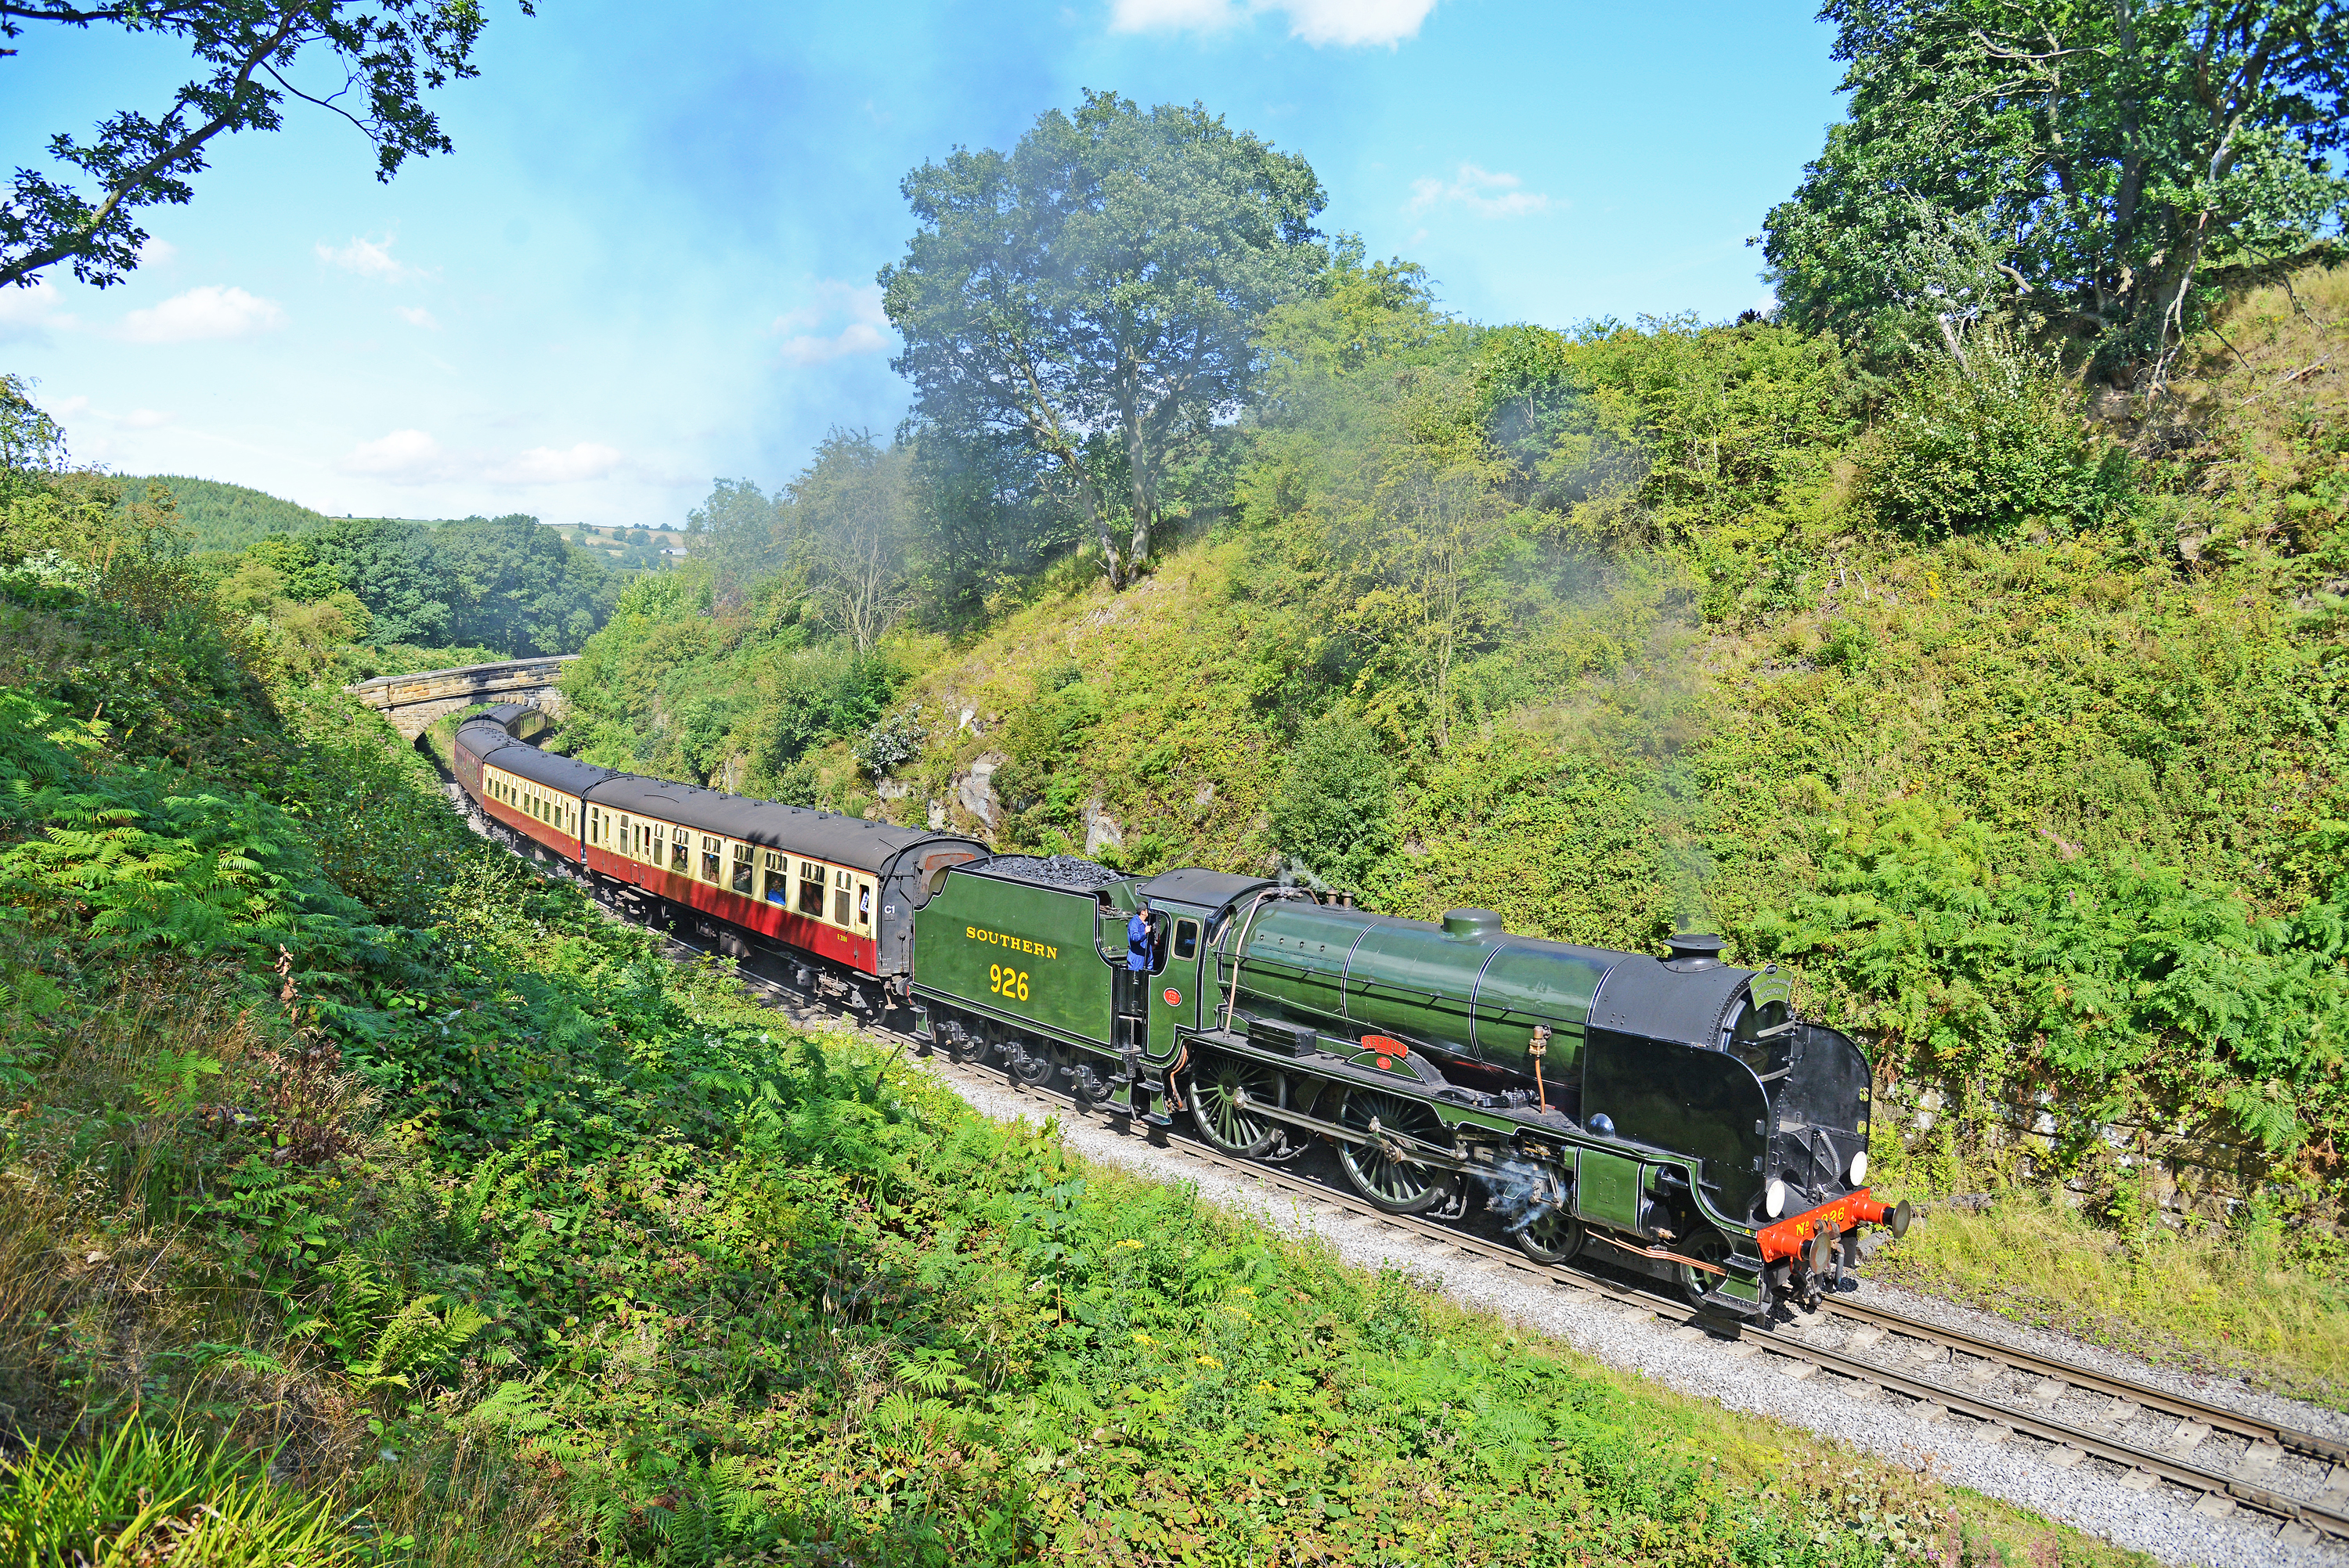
[550,50,2349,1393]
[0,377,2138,1565]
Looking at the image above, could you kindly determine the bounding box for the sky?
[2,0,1847,528]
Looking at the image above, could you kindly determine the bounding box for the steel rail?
[544,861,2349,1546]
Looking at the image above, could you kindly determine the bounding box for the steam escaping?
[1470,1154,1565,1237]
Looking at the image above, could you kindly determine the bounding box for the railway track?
[493,816,2349,1555]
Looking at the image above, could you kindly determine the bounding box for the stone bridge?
[345,655,579,739]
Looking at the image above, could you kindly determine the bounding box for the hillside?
[551,266,2349,1390]
[0,382,2147,1568]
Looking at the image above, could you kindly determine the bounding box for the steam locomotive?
[453,702,1906,1317]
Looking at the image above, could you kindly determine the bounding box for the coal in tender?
[983,853,1123,891]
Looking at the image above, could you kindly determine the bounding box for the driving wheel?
[1334,1089,1456,1214]
[1188,1053,1285,1158]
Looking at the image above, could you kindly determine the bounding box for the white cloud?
[772,280,893,366]
[1109,0,1436,46]
[118,285,287,343]
[316,233,424,282]
[396,305,442,330]
[339,428,452,483]
[486,442,623,485]
[1406,163,1553,219]
[779,322,889,366]
[138,237,178,267]
[336,431,630,487]
[0,279,79,344]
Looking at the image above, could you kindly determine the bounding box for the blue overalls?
[1127,911,1151,971]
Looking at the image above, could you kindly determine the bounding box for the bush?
[1268,716,1393,892]
[1859,330,2134,539]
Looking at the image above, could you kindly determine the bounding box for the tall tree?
[795,430,912,655]
[2,0,524,292]
[880,90,1327,589]
[1762,1,2349,384]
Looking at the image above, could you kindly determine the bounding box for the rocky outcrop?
[1083,799,1122,856]
[955,752,1008,827]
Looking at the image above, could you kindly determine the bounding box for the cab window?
[1173,918,1199,961]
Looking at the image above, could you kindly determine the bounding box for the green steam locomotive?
[913,857,1907,1318]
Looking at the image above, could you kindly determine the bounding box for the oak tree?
[881,90,1326,589]
[2,0,525,292]
[1762,0,2349,384]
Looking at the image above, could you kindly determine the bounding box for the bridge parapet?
[345,655,579,738]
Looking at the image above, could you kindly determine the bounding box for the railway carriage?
[451,701,1905,1317]
[452,704,986,1001]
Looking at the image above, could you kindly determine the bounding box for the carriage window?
[797,860,826,917]
[854,879,873,928]
[762,850,787,903]
[615,813,630,853]
[832,867,853,926]
[701,835,723,882]
[670,829,690,874]
[731,842,754,894]
[1173,918,1199,960]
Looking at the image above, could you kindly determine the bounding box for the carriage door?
[1146,910,1207,1064]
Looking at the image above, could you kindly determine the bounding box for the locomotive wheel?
[1070,1064,1110,1109]
[1334,1090,1456,1214]
[945,1023,986,1065]
[1188,1053,1284,1158]
[1514,1206,1584,1265]
[1678,1227,1733,1309]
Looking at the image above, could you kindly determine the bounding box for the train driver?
[1127,897,1154,972]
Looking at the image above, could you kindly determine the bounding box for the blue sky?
[2,1,1844,528]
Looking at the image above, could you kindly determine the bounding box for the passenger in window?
[858,885,871,925]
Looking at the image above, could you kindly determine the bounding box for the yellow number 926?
[989,964,1030,1001]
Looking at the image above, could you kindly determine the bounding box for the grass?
[1871,1184,2349,1408]
[0,1422,366,1567]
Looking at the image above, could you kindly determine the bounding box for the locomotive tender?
[452,703,1907,1317]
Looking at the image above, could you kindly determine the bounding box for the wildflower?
[1254,1380,1276,1395]
[1131,1332,1155,1346]
[1229,1285,1255,1296]
[1113,1238,1144,1250]
[1193,1355,1221,1369]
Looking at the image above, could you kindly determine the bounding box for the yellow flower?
[1229,1285,1255,1296]
[1193,1355,1221,1369]
[1254,1380,1277,1396]
[1131,1332,1155,1346]
[1113,1238,1144,1250]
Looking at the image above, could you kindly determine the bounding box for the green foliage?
[434,514,619,655]
[1763,0,2349,373]
[883,88,1328,588]
[3,0,510,294]
[132,477,338,553]
[1857,333,2134,538]
[0,1422,369,1567]
[1268,715,1392,892]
